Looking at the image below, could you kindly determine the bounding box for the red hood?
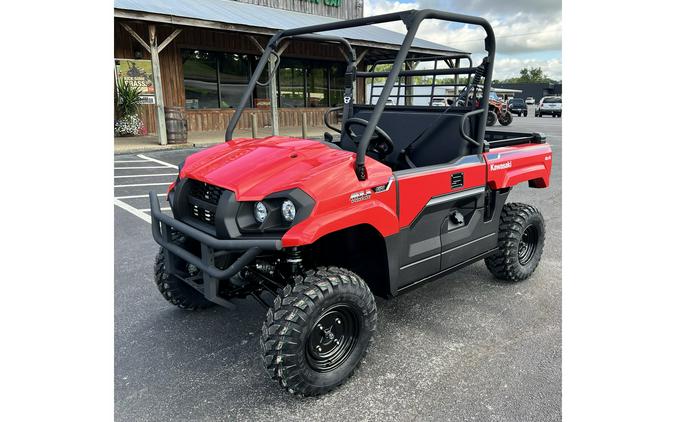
[180,136,392,201]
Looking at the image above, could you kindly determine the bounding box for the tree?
[503,67,556,84]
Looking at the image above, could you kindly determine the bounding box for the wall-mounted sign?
[254,98,272,109]
[298,0,342,8]
[115,59,155,97]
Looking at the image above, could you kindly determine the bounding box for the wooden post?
[148,25,167,146]
[301,113,308,139]
[120,24,181,145]
[268,54,279,136]
[454,58,460,99]
[251,114,258,138]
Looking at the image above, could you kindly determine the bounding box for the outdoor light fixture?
[254,202,267,223]
[281,200,296,222]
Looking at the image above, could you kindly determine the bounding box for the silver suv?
[535,96,562,117]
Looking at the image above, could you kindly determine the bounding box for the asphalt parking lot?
[115,110,562,421]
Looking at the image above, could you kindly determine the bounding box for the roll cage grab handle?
[225,9,496,181]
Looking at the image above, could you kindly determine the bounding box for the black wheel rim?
[306,304,360,372]
[518,224,539,265]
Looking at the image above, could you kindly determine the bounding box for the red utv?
[486,90,513,126]
[149,10,552,397]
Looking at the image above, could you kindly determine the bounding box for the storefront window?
[308,66,328,107]
[183,50,219,109]
[279,60,306,108]
[329,63,347,107]
[182,49,347,110]
[219,53,250,108]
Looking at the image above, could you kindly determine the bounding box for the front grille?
[188,180,224,226]
[191,181,223,205]
[191,203,216,224]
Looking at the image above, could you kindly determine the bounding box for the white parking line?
[113,155,178,224]
[114,166,169,170]
[114,182,172,188]
[114,173,177,179]
[115,193,167,199]
[137,154,178,169]
[114,198,151,223]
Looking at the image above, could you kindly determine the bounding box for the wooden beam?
[115,10,468,57]
[277,40,290,56]
[355,49,369,66]
[120,23,150,53]
[149,24,167,146]
[158,28,182,53]
[337,46,350,62]
[454,58,460,98]
[247,35,265,54]
[268,53,279,136]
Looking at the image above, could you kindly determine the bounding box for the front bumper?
[149,191,283,307]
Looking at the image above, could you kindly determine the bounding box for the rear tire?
[486,110,498,126]
[154,247,214,310]
[261,266,377,396]
[485,203,545,282]
[499,111,513,126]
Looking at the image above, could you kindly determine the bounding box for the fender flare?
[281,201,399,247]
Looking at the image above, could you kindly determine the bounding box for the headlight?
[254,201,267,223]
[281,200,296,222]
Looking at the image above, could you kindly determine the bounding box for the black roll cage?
[225,9,496,180]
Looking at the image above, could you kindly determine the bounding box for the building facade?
[114,0,461,136]
[492,82,563,103]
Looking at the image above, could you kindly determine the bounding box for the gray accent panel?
[400,252,440,271]
[442,232,495,255]
[394,154,484,177]
[427,186,485,207]
[408,237,442,260]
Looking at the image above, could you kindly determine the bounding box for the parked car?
[431,97,449,106]
[507,98,528,117]
[535,96,562,117]
[525,97,535,105]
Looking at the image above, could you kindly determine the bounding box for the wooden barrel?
[165,106,188,144]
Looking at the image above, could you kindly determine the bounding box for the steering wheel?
[343,117,395,157]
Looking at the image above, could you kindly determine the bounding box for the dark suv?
[507,97,528,117]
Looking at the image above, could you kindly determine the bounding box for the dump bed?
[483,130,552,190]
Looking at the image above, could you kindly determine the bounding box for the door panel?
[394,156,486,286]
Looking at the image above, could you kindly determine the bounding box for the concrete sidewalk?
[114,126,334,154]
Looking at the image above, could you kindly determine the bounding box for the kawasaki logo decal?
[490,161,512,171]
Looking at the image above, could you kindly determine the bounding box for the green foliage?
[116,78,143,117]
[497,67,558,84]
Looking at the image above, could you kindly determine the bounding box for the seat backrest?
[406,113,478,167]
[340,107,478,168]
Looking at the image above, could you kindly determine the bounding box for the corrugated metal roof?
[114,0,465,55]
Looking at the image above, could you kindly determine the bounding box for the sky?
[363,0,562,81]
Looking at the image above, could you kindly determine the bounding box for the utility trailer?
[148,9,552,396]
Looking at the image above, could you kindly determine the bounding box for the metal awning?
[114,0,468,59]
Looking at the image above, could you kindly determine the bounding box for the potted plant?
[114,78,144,136]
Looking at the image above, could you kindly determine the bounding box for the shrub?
[114,114,144,137]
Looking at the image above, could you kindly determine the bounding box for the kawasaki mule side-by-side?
[148,9,552,396]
